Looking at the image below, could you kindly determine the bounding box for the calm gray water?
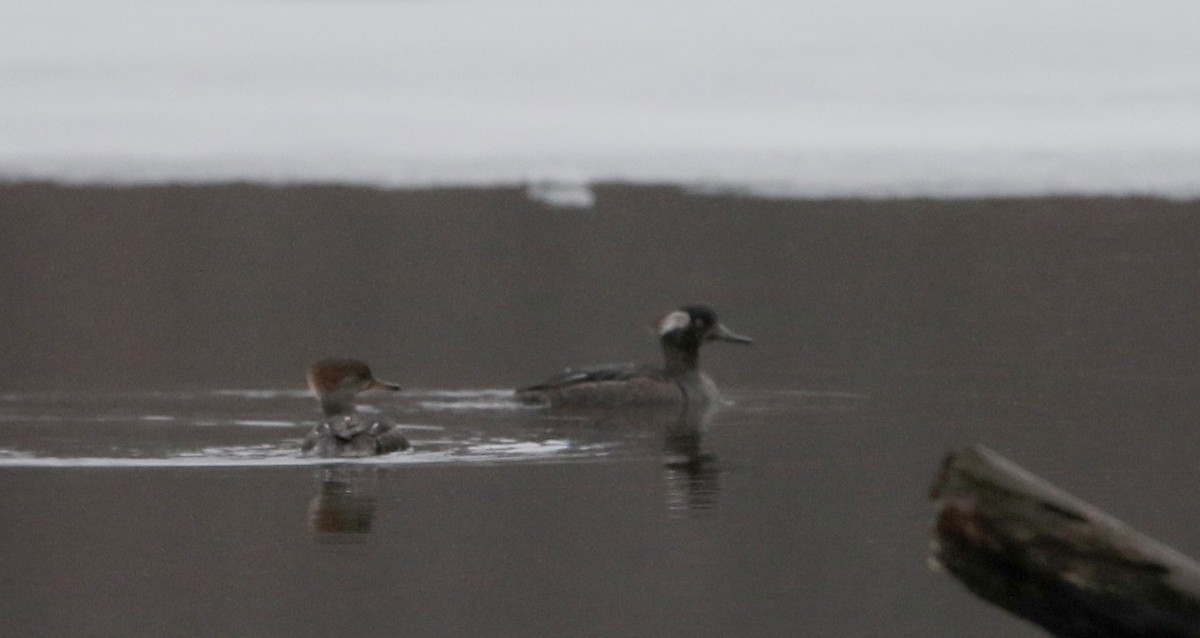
[3,184,1200,636]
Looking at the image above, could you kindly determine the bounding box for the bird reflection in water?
[307,466,381,543]
[662,400,722,517]
[534,399,725,517]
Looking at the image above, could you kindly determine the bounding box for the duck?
[301,358,410,457]
[516,305,752,407]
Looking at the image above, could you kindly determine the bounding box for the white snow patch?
[1,0,1198,195]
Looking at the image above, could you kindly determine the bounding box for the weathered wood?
[930,446,1200,637]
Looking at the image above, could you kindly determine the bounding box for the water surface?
[4,184,1200,636]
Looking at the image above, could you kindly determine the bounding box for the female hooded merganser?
[516,305,752,407]
[301,359,410,457]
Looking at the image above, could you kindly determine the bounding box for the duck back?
[516,363,684,407]
[302,414,410,457]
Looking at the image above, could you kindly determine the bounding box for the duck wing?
[301,415,410,456]
[517,362,665,393]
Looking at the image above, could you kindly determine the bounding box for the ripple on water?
[0,388,643,469]
[410,389,531,412]
[0,436,620,469]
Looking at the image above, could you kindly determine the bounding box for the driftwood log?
[930,446,1200,637]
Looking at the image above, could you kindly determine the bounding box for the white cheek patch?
[658,310,691,335]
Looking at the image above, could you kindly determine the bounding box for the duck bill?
[711,323,753,345]
[368,378,402,392]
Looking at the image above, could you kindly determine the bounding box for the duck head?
[307,358,401,416]
[656,305,752,373]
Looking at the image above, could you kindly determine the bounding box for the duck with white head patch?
[302,359,410,456]
[516,305,753,407]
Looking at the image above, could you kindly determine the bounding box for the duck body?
[516,363,684,407]
[301,359,410,457]
[302,413,410,457]
[516,305,751,408]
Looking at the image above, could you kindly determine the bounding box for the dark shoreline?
[5,176,1198,200]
